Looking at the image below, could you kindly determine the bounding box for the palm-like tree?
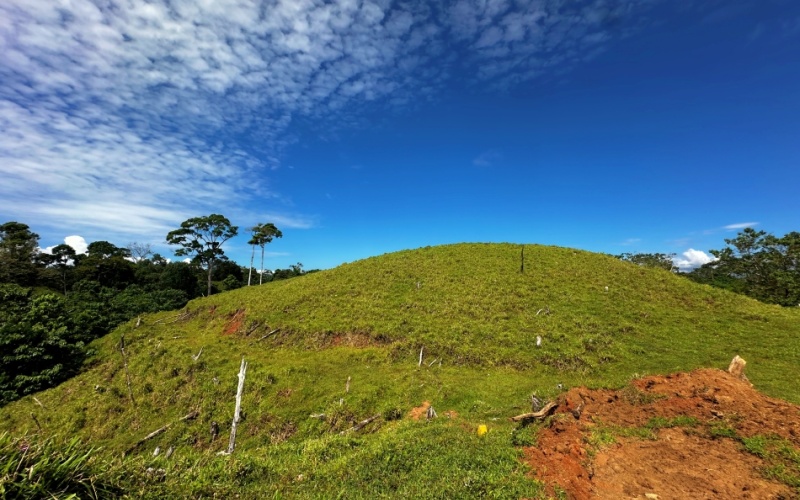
[247,223,283,285]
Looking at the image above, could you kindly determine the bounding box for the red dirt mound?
[523,369,800,499]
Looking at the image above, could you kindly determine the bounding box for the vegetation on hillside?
[685,228,800,307]
[0,218,310,406]
[1,242,798,497]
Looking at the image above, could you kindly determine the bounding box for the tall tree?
[86,241,130,259]
[75,241,135,289]
[0,222,40,286]
[126,242,153,262]
[166,214,238,296]
[246,226,258,286]
[46,244,77,294]
[247,223,282,285]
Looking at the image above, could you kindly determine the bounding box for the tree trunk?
[248,245,255,286]
[207,259,214,296]
[259,245,265,285]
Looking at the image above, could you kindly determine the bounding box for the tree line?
[0,215,312,406]
[617,228,800,307]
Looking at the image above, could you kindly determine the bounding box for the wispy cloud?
[1,0,663,241]
[473,149,503,167]
[253,213,315,230]
[724,222,759,230]
[620,238,642,246]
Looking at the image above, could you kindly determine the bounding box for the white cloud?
[673,248,716,271]
[724,222,759,230]
[620,238,641,246]
[65,236,90,255]
[42,235,89,255]
[1,0,664,242]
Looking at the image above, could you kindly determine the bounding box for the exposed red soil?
[523,368,800,499]
[222,308,246,335]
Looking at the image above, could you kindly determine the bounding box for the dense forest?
[0,217,313,405]
[1,219,797,407]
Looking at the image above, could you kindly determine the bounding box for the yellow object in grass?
[477,424,488,437]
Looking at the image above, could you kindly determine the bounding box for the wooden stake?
[426,405,437,420]
[226,358,248,454]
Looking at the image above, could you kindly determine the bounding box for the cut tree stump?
[728,355,750,383]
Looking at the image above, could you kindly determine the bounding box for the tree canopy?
[0,216,303,406]
[166,214,239,296]
[685,228,800,306]
[0,222,40,286]
[616,252,677,272]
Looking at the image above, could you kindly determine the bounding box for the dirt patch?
[523,368,800,499]
[408,402,457,421]
[327,332,377,348]
[408,401,431,420]
[222,308,246,335]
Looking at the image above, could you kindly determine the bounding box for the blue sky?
[1,0,798,272]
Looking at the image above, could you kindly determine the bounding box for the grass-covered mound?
[2,243,798,497]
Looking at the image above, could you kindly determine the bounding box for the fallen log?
[125,410,199,456]
[341,414,381,434]
[258,329,280,341]
[510,401,558,422]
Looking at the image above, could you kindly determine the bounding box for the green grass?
[1,242,799,497]
[0,433,121,499]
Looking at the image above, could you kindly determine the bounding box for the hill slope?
[2,243,799,497]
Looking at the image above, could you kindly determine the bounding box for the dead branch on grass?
[341,414,381,434]
[510,401,558,422]
[125,410,199,456]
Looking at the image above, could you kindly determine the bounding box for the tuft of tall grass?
[0,433,121,499]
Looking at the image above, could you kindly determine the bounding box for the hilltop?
[2,243,799,498]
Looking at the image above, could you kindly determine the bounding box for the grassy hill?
[2,243,799,498]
